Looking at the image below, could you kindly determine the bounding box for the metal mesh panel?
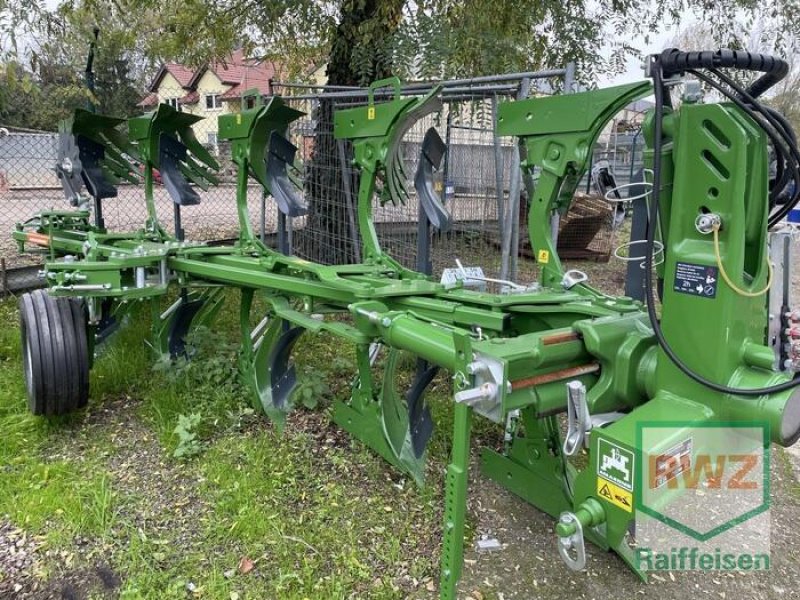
[4,68,649,298]
[285,95,360,265]
[0,128,58,291]
[433,98,514,280]
[275,86,521,280]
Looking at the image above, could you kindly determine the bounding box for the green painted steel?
[335,76,442,264]
[217,97,305,247]
[497,81,652,288]
[63,109,141,187]
[13,72,800,600]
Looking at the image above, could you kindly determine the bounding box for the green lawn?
[0,293,477,599]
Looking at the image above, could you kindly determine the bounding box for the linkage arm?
[496,82,652,288]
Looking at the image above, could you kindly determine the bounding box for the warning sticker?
[650,438,693,488]
[537,249,550,264]
[597,478,633,513]
[597,438,634,491]
[367,106,376,120]
[673,262,718,299]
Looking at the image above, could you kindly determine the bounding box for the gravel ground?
[457,445,800,600]
[0,520,42,597]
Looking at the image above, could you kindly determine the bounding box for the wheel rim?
[21,323,34,401]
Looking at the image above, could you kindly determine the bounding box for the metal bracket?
[557,512,586,570]
[563,380,625,456]
[563,380,589,456]
[453,353,506,423]
[561,269,588,290]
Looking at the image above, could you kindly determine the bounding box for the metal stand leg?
[439,402,472,600]
[173,204,184,241]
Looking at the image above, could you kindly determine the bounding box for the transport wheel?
[19,290,90,415]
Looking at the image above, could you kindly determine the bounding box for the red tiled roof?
[179,90,199,105]
[146,63,195,92]
[219,60,283,100]
[141,52,285,108]
[137,92,159,108]
[165,63,195,87]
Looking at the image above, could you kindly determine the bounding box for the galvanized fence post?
[551,62,577,255]
[336,139,361,263]
[501,77,530,283]
[491,94,506,247]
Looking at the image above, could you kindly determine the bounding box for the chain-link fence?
[274,84,525,281]
[1,128,62,291]
[1,68,646,296]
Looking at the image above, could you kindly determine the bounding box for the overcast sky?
[598,22,694,86]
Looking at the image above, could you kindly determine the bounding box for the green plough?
[13,49,800,598]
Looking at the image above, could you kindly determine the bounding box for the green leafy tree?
[0,1,154,128]
[120,0,798,260]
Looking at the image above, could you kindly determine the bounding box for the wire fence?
[274,86,523,279]
[0,68,645,295]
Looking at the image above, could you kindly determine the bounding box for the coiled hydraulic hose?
[646,49,800,396]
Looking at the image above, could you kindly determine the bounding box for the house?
[138,49,284,147]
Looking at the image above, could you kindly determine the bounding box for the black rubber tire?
[69,299,90,408]
[19,290,90,415]
[55,298,79,413]
[19,293,45,413]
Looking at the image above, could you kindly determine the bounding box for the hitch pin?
[557,512,586,570]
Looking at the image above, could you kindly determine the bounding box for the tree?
[300,1,405,262]
[123,0,799,260]
[0,57,90,130]
[0,1,154,129]
[3,0,799,254]
[672,22,800,132]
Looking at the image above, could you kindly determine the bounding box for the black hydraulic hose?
[645,55,800,396]
[765,106,799,205]
[685,69,800,226]
[703,68,800,223]
[656,48,800,216]
[659,48,789,98]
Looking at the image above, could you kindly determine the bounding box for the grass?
[0,300,116,550]
[0,246,637,598]
[0,291,459,598]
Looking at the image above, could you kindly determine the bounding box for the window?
[207,132,218,146]
[166,97,180,111]
[205,94,221,110]
[245,96,256,110]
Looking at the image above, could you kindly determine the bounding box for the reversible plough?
[13,50,800,598]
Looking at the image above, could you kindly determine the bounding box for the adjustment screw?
[695,213,721,234]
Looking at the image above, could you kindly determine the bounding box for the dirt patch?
[13,395,214,598]
[1,516,120,600]
[27,564,120,600]
[0,518,42,597]
[458,447,800,600]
